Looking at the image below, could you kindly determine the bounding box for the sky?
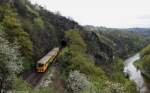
[30,0,150,28]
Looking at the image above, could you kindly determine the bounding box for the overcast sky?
[30,0,150,28]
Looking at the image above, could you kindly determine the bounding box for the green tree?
[0,25,24,91]
[0,4,33,60]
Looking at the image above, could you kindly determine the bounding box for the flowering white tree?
[0,26,24,91]
[66,71,90,93]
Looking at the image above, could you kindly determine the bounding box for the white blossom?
[67,70,90,93]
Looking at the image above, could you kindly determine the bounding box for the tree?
[0,25,24,91]
[66,71,90,93]
[0,4,33,60]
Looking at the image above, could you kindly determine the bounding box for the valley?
[0,0,150,93]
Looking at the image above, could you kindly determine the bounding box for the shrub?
[66,71,90,93]
[65,29,86,53]
[111,58,137,93]
[141,44,150,57]
[59,30,106,78]
[141,55,150,77]
[138,44,150,78]
[33,17,44,29]
[0,4,33,60]
[0,27,24,91]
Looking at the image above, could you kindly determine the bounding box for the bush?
[138,44,150,78]
[12,77,31,91]
[65,29,86,53]
[141,44,150,57]
[142,55,150,73]
[0,4,33,60]
[0,27,24,91]
[59,29,126,93]
[66,71,90,93]
[33,17,44,29]
[111,58,137,93]
[59,30,106,78]
[31,86,55,93]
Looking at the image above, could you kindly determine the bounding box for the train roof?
[37,47,59,64]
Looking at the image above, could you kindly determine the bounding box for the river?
[123,53,149,93]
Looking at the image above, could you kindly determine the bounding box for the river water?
[123,53,149,93]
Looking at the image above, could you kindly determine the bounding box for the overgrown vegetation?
[0,24,31,92]
[0,0,149,92]
[111,58,137,93]
[0,4,33,60]
[84,26,150,58]
[58,29,138,93]
[135,44,150,79]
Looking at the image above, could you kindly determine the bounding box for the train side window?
[38,63,44,67]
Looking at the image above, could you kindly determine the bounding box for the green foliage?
[0,1,143,92]
[81,30,115,65]
[58,29,138,93]
[137,44,150,79]
[88,27,150,58]
[82,79,128,93]
[95,31,115,49]
[32,86,56,93]
[33,17,44,29]
[16,0,39,17]
[12,76,31,91]
[2,0,80,62]
[66,29,86,53]
[134,60,143,70]
[0,28,25,91]
[66,71,90,93]
[26,3,39,16]
[38,87,55,93]
[111,59,125,82]
[0,4,33,60]
[59,30,106,79]
[141,44,150,57]
[111,58,138,93]
[142,55,150,74]
[3,15,21,29]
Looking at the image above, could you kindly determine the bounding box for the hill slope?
[0,0,150,93]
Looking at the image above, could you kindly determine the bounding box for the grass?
[12,76,31,92]
[134,60,143,70]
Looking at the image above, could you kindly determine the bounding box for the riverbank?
[124,53,149,93]
[134,58,150,92]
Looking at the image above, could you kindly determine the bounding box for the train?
[36,47,59,72]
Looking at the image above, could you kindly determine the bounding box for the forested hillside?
[141,44,150,78]
[84,26,150,58]
[136,44,150,79]
[127,28,150,36]
[0,0,150,93]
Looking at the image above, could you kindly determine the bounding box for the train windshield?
[37,63,44,67]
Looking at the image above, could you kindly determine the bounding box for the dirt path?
[22,69,46,87]
[51,63,67,93]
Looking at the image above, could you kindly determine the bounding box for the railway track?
[22,60,59,88]
[22,47,64,88]
[22,69,45,87]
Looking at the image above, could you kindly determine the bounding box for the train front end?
[36,47,59,72]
